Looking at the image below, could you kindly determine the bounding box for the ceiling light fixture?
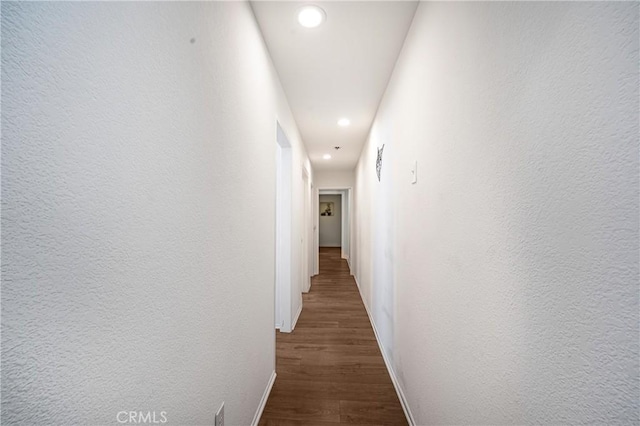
[323,154,332,160]
[298,5,326,28]
[337,118,350,127]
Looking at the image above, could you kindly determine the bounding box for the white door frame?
[275,122,293,332]
[316,187,353,271]
[301,168,311,293]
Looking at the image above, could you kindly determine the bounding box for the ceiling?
[251,1,418,171]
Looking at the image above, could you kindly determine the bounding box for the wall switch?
[215,402,224,426]
[410,161,418,184]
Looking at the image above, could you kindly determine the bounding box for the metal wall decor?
[376,144,385,182]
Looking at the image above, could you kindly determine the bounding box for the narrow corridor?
[260,248,407,425]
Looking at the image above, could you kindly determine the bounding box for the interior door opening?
[319,193,342,248]
[316,188,352,273]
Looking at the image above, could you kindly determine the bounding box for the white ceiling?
[251,1,418,171]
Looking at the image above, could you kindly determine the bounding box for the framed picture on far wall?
[320,202,334,216]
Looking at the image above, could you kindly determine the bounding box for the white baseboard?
[356,284,416,426]
[251,370,277,426]
[291,302,303,331]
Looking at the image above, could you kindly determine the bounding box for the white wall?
[353,2,639,424]
[315,170,354,189]
[1,2,311,425]
[319,195,342,247]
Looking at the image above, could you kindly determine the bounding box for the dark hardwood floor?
[259,247,408,426]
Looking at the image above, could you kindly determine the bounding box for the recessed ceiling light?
[337,118,350,127]
[323,154,332,160]
[298,5,326,28]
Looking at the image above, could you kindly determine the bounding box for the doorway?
[317,188,352,271]
[319,194,342,248]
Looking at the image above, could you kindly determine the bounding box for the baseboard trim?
[251,370,277,426]
[291,302,303,331]
[356,284,416,426]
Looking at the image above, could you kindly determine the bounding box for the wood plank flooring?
[259,247,407,426]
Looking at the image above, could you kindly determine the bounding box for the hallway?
[2,1,638,424]
[260,248,407,425]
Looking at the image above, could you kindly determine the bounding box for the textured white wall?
[353,2,639,424]
[319,195,342,247]
[1,2,311,425]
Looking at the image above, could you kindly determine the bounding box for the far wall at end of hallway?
[319,194,341,247]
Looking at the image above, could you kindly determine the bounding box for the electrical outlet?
[215,402,224,426]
